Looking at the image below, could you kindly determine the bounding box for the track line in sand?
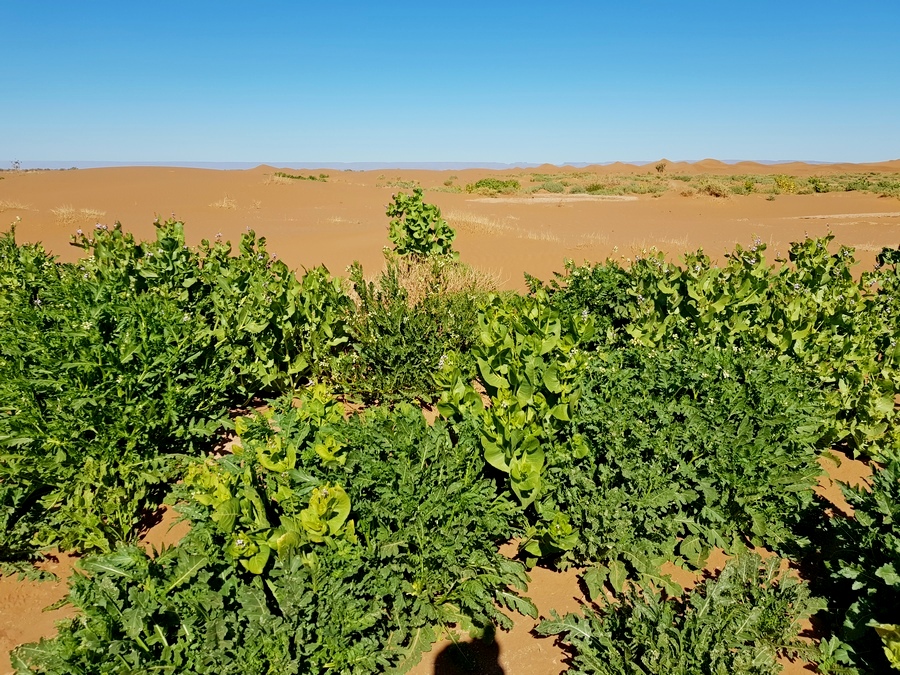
[787,211,900,220]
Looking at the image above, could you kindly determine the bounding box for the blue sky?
[3,1,899,164]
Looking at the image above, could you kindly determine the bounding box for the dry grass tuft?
[571,231,610,249]
[79,208,106,220]
[0,200,32,212]
[209,195,237,210]
[359,251,501,307]
[50,205,77,225]
[50,205,107,226]
[264,174,294,186]
[445,210,561,243]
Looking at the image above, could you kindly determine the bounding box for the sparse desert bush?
[265,173,294,185]
[730,178,756,195]
[846,176,871,192]
[809,176,831,193]
[50,205,107,224]
[378,177,420,190]
[539,181,565,193]
[79,208,106,220]
[49,205,77,225]
[273,171,325,182]
[874,177,900,198]
[698,179,730,197]
[774,174,797,194]
[464,178,521,195]
[0,200,31,212]
[671,174,693,181]
[209,194,237,209]
[584,181,622,195]
[623,181,665,195]
[655,162,667,173]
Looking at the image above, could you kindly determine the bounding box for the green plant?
[436,290,594,512]
[0,219,352,563]
[386,188,457,258]
[698,178,730,197]
[464,178,520,195]
[13,401,535,673]
[774,174,797,194]
[539,181,565,193]
[335,254,483,403]
[536,341,824,574]
[273,171,324,181]
[537,554,826,675]
[809,176,831,193]
[815,460,900,672]
[845,176,870,192]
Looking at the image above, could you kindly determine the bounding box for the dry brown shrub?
[209,195,237,209]
[698,179,730,198]
[264,174,294,186]
[0,200,32,212]
[354,250,500,307]
[50,205,77,225]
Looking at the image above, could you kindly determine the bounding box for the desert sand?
[1,161,899,288]
[0,160,897,674]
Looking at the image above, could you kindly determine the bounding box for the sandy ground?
[0,161,896,673]
[1,160,898,289]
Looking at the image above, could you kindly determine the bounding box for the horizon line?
[6,158,895,172]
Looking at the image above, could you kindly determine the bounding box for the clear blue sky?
[3,1,899,164]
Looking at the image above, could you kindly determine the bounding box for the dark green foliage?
[541,237,900,460]
[531,259,634,341]
[0,220,351,561]
[536,342,823,572]
[274,171,326,181]
[13,402,535,674]
[812,460,900,672]
[537,554,825,675]
[335,257,481,403]
[464,178,520,195]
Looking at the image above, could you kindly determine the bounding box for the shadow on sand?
[431,637,504,675]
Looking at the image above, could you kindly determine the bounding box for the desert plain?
[2,159,899,288]
[1,159,899,674]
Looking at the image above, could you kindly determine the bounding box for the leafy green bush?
[0,220,351,561]
[335,255,483,403]
[436,290,595,513]
[386,188,456,258]
[537,554,825,675]
[542,237,900,461]
[534,341,823,574]
[846,176,871,192]
[809,176,831,193]
[13,400,535,674]
[813,460,900,672]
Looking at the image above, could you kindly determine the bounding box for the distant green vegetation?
[274,171,328,181]
[423,169,900,200]
[464,177,521,195]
